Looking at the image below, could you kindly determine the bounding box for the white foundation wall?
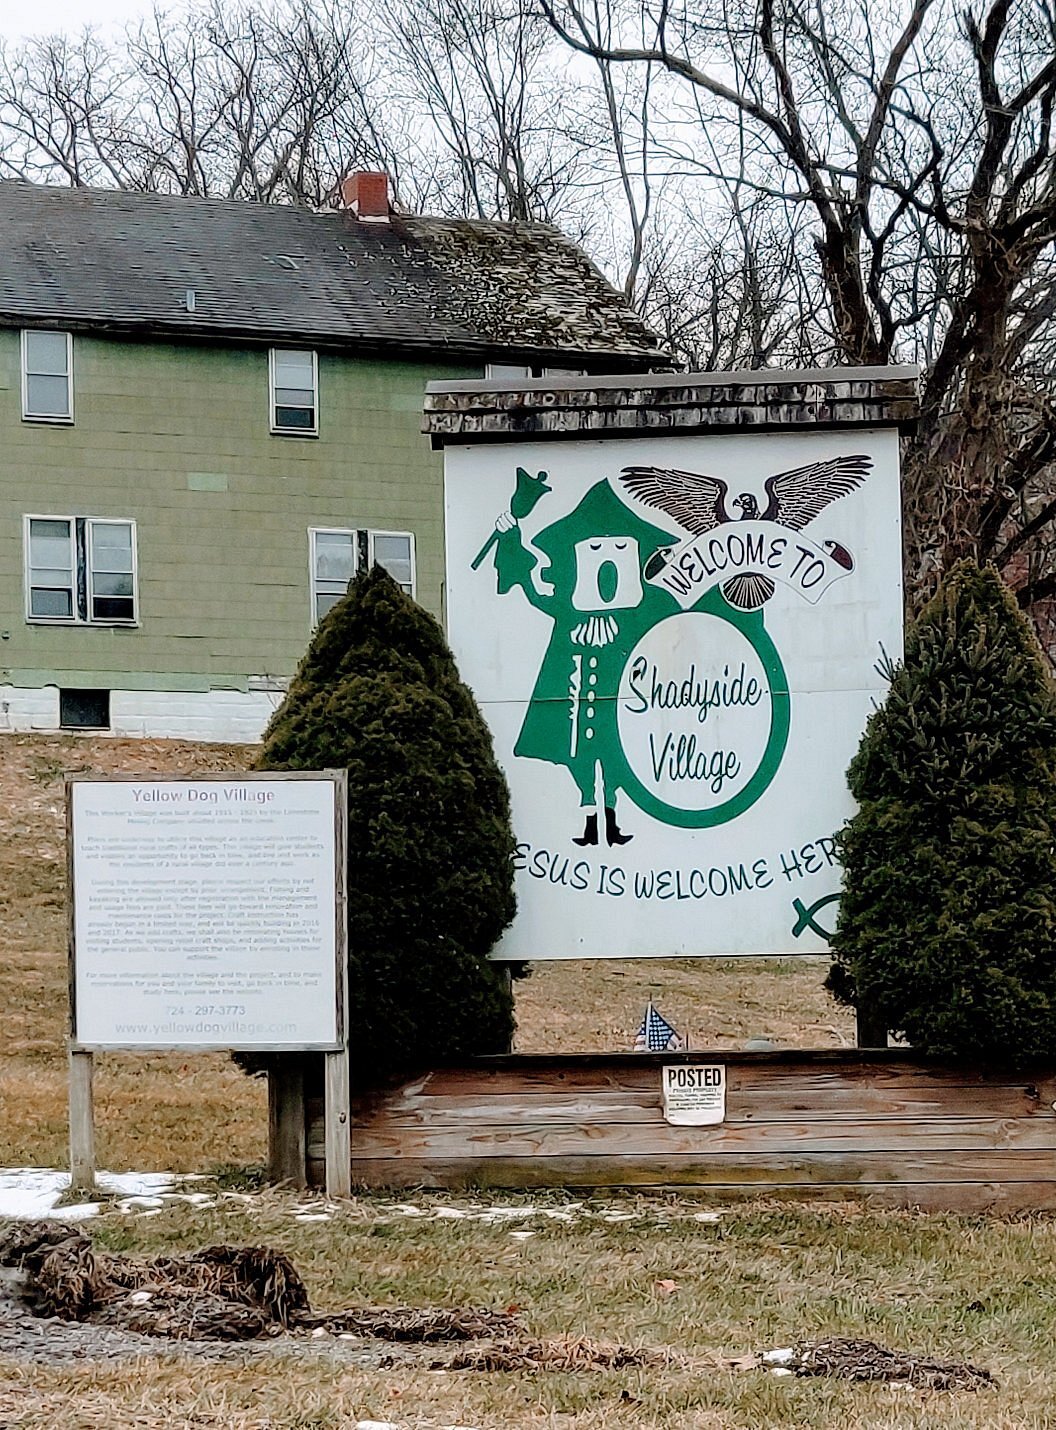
[0,685,281,742]
[0,685,60,731]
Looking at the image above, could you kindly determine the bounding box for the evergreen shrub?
[828,561,1056,1062]
[256,565,517,1086]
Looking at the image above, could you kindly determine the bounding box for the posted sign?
[444,428,904,959]
[661,1065,727,1125]
[69,773,346,1051]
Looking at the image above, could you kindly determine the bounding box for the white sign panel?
[444,428,904,959]
[71,775,344,1050]
[661,1064,726,1125]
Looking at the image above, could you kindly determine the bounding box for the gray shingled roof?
[0,182,666,367]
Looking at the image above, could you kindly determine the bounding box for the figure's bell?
[571,537,642,611]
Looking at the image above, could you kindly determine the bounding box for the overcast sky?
[0,0,153,40]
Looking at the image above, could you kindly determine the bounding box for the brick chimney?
[338,171,390,222]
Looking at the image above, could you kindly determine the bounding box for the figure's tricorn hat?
[532,479,678,588]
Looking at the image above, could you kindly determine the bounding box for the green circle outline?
[616,605,790,829]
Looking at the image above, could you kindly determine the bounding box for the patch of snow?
[0,1168,175,1220]
[762,1348,795,1365]
[100,1172,175,1197]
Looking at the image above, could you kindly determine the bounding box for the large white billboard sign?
[70,774,344,1049]
[445,428,903,959]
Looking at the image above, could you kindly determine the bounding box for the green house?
[0,176,663,740]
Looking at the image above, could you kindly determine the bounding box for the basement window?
[22,329,73,422]
[25,516,137,625]
[60,688,110,730]
[309,527,417,624]
[270,347,318,435]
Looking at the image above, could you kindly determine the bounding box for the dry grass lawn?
[3,1196,1056,1428]
[0,733,852,1173]
[0,735,267,1172]
[8,734,1050,1430]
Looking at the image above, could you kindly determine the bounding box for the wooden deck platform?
[305,1050,1056,1212]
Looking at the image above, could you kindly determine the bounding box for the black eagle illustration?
[620,454,872,610]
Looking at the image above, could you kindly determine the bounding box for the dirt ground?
[0,733,852,1173]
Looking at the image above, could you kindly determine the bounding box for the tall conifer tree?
[829,561,1056,1061]
[258,566,517,1085]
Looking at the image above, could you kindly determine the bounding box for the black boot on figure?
[605,807,632,846]
[573,813,599,846]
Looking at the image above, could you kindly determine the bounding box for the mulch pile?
[297,1306,522,1342]
[790,1336,996,1391]
[2,1225,992,1389]
[0,1222,519,1345]
[446,1336,680,1372]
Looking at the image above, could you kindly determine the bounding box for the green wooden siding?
[0,330,477,692]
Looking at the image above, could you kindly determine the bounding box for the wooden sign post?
[67,771,350,1198]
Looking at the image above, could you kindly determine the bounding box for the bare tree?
[639,190,830,370]
[543,0,1056,622]
[377,0,579,222]
[0,31,137,187]
[0,2,393,204]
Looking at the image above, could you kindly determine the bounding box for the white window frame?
[269,347,319,437]
[308,527,418,626]
[309,526,359,626]
[24,514,138,626]
[86,518,139,625]
[24,515,75,622]
[368,529,416,600]
[21,329,74,424]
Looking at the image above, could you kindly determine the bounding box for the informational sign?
[69,773,346,1050]
[444,428,904,959]
[661,1064,727,1125]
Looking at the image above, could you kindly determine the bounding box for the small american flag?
[633,1001,684,1053]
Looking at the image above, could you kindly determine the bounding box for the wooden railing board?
[313,1162,1056,1213]
[314,1115,1056,1164]
[416,1063,1055,1100]
[334,1149,1056,1187]
[338,1084,1052,1129]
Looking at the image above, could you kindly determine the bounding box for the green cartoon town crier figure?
[482,474,683,847]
